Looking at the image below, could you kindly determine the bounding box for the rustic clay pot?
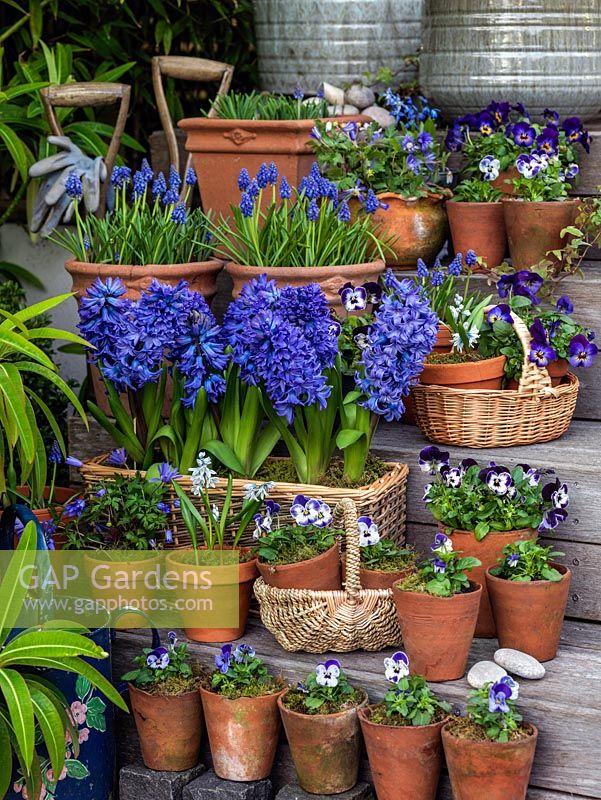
[200,686,284,781]
[341,554,414,590]
[491,167,519,195]
[165,549,258,642]
[65,258,224,301]
[446,200,507,271]
[486,563,571,661]
[128,683,203,771]
[13,486,76,549]
[502,198,579,270]
[432,323,453,354]
[225,260,385,309]
[258,543,341,590]
[368,191,450,268]
[442,722,538,800]
[278,689,367,794]
[449,528,538,638]
[507,357,569,390]
[420,354,507,390]
[179,115,368,221]
[359,707,447,800]
[392,582,482,681]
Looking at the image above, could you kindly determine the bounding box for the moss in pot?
[342,515,416,589]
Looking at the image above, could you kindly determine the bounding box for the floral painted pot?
[257,544,341,590]
[446,200,507,271]
[420,355,507,390]
[502,198,579,270]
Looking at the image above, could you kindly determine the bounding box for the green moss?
[426,352,486,365]
[395,572,429,594]
[368,704,447,727]
[210,676,284,700]
[283,687,365,716]
[144,675,202,696]
[259,538,337,567]
[255,453,390,489]
[445,716,534,742]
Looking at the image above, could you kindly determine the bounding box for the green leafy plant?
[255,496,339,566]
[359,537,415,572]
[0,521,128,799]
[400,533,480,597]
[464,677,523,742]
[490,539,564,582]
[451,178,502,203]
[287,658,359,714]
[121,631,196,693]
[211,90,328,120]
[211,643,278,699]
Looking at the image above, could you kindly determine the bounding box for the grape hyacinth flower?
[568,333,598,368]
[431,532,453,553]
[171,202,187,224]
[279,176,292,200]
[419,445,450,474]
[293,86,304,100]
[383,651,410,683]
[147,646,170,670]
[152,171,167,198]
[338,200,351,223]
[488,680,512,713]
[49,440,62,464]
[238,168,251,191]
[357,516,380,547]
[339,283,367,312]
[65,171,83,199]
[110,165,131,188]
[315,659,340,688]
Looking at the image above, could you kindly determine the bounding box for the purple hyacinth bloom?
[307,200,320,222]
[162,188,179,205]
[256,163,270,189]
[266,161,278,184]
[338,200,351,223]
[140,158,153,182]
[152,171,167,198]
[110,165,131,188]
[447,254,463,276]
[147,646,170,669]
[63,499,86,518]
[185,166,197,186]
[417,258,429,278]
[49,440,62,464]
[107,448,127,466]
[512,121,537,147]
[132,169,149,198]
[419,445,450,474]
[487,304,513,325]
[486,470,513,496]
[339,283,367,312]
[430,270,444,287]
[556,295,574,314]
[279,176,292,200]
[568,333,598,368]
[364,189,380,214]
[169,164,181,193]
[65,171,83,199]
[488,681,512,713]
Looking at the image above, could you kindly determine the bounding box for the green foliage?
[512,157,572,202]
[466,681,523,742]
[121,636,194,691]
[210,644,275,699]
[300,662,355,713]
[451,179,502,203]
[413,548,481,598]
[257,523,337,566]
[359,539,415,572]
[381,674,452,726]
[212,91,328,120]
[491,539,564,582]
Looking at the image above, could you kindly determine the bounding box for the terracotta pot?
[225,260,385,309]
[432,323,453,354]
[278,689,367,794]
[200,686,283,781]
[502,198,579,270]
[368,191,449,268]
[507,357,569,390]
[12,486,76,550]
[258,543,341,590]
[128,683,203,771]
[420,354,507,390]
[491,167,519,195]
[486,563,571,661]
[446,201,507,271]
[392,582,482,681]
[65,258,224,301]
[341,554,413,590]
[179,115,368,221]
[358,707,446,800]
[442,722,538,800]
[448,528,538,638]
[165,549,258,642]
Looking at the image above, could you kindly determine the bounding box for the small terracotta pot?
[420,355,507,390]
[341,554,414,590]
[165,549,258,642]
[278,689,367,794]
[358,707,447,800]
[442,722,538,800]
[65,258,224,301]
[448,528,538,638]
[486,563,571,661]
[13,486,76,550]
[392,582,482,681]
[257,543,341,590]
[368,191,449,268]
[502,198,579,270]
[446,201,507,271]
[128,683,203,771]
[432,323,453,354]
[225,260,385,309]
[200,686,284,781]
[491,167,519,195]
[507,357,569,390]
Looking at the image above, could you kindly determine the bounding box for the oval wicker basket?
[410,306,579,448]
[254,497,402,653]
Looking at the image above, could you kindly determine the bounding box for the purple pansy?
[568,333,598,368]
[419,446,450,474]
[358,515,380,547]
[488,680,512,713]
[383,651,410,683]
[431,557,446,574]
[315,659,341,688]
[215,644,233,673]
[512,121,537,147]
[339,283,368,312]
[147,646,170,670]
[556,295,574,314]
[431,532,453,553]
[486,469,513,496]
[487,304,513,325]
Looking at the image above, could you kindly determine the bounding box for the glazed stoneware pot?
[502,198,579,270]
[341,555,414,590]
[442,722,538,800]
[200,687,284,781]
[359,707,447,800]
[446,201,507,271]
[486,563,571,660]
[278,689,367,794]
[128,684,203,771]
[368,191,449,268]
[258,543,341,590]
[391,582,482,681]
[225,260,386,309]
[420,354,507,390]
[179,115,368,220]
[449,527,538,638]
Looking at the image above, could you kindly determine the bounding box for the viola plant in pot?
[278,659,367,794]
[487,540,571,661]
[443,678,537,800]
[392,533,481,681]
[358,651,452,800]
[311,118,451,268]
[122,632,203,771]
[254,495,342,589]
[342,515,416,589]
[207,161,391,308]
[420,446,569,637]
[200,643,285,781]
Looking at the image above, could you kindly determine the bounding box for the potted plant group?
[392,532,481,681]
[200,643,284,781]
[53,162,223,300]
[442,678,538,799]
[122,632,203,771]
[278,659,367,794]
[208,162,392,306]
[420,447,570,636]
[311,118,451,267]
[180,88,366,220]
[254,495,342,589]
[344,515,416,589]
[358,650,452,800]
[487,540,571,661]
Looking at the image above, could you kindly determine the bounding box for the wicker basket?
[254,497,402,653]
[410,307,579,448]
[80,458,409,548]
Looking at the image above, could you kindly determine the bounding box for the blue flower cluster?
[383,89,439,127]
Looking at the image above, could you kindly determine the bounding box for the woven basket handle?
[484,305,552,394]
[334,498,362,601]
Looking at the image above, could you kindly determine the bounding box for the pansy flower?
[307,499,333,528]
[147,646,170,670]
[419,445,450,474]
[542,478,569,509]
[539,506,568,531]
[234,643,255,662]
[507,551,520,568]
[488,680,512,713]
[290,495,317,526]
[487,100,511,125]
[358,516,380,546]
[476,111,495,136]
[442,467,463,488]
[431,556,446,574]
[215,644,232,673]
[487,304,513,325]
[512,121,536,147]
[459,457,478,476]
[431,532,453,553]
[339,283,367,312]
[568,334,598,368]
[536,126,559,155]
[543,108,560,126]
[486,469,513,496]
[315,659,341,688]
[479,155,500,181]
[383,651,410,683]
[500,675,519,699]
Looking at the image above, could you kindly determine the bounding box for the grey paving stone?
[120,762,205,800]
